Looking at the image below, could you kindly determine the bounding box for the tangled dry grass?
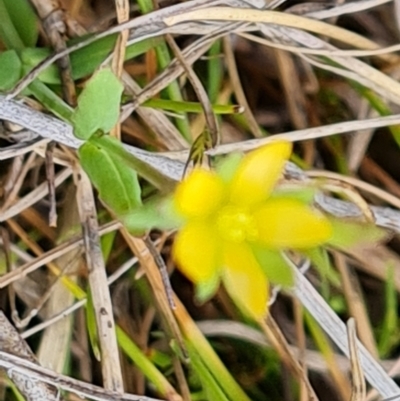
[2,0,400,400]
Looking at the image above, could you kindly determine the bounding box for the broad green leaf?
[0,50,21,90]
[79,139,141,217]
[72,68,123,139]
[251,247,293,287]
[4,0,37,47]
[123,197,182,235]
[89,134,177,192]
[327,218,387,249]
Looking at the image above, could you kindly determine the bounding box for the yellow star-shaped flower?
[172,141,332,319]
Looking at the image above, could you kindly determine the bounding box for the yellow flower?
[172,141,332,319]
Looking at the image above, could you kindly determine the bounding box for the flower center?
[216,206,258,243]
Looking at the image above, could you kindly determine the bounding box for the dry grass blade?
[110,0,130,139]
[237,31,400,59]
[209,113,400,155]
[37,185,81,373]
[163,7,385,51]
[1,151,37,211]
[45,142,57,227]
[347,318,367,401]
[121,229,187,360]
[29,0,76,106]
[2,0,400,398]
[223,35,263,138]
[0,168,72,223]
[307,0,391,18]
[0,350,165,401]
[0,138,48,160]
[287,256,400,398]
[308,170,400,210]
[75,169,124,393]
[335,253,378,358]
[0,311,63,401]
[274,49,308,130]
[260,315,319,400]
[121,72,188,150]
[5,0,249,96]
[0,221,120,289]
[166,35,220,147]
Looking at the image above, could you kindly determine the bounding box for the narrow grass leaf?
[378,264,399,357]
[85,288,101,361]
[0,50,21,90]
[0,0,24,49]
[28,79,74,121]
[302,247,341,287]
[19,36,163,85]
[116,325,180,398]
[186,341,231,401]
[4,0,38,47]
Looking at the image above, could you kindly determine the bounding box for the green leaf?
[302,247,341,287]
[378,264,399,357]
[123,197,182,235]
[185,341,231,401]
[251,247,293,287]
[195,273,220,303]
[20,47,60,83]
[0,0,24,49]
[72,68,123,139]
[89,134,177,192]
[0,50,21,90]
[117,326,179,397]
[85,288,101,361]
[19,37,162,84]
[270,186,317,204]
[79,139,142,217]
[216,152,243,183]
[28,79,73,121]
[327,218,387,249]
[4,0,38,47]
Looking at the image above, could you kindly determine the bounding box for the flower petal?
[229,141,292,207]
[222,242,269,319]
[254,198,332,248]
[173,221,221,283]
[174,169,225,218]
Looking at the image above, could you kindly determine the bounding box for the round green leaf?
[72,68,123,139]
